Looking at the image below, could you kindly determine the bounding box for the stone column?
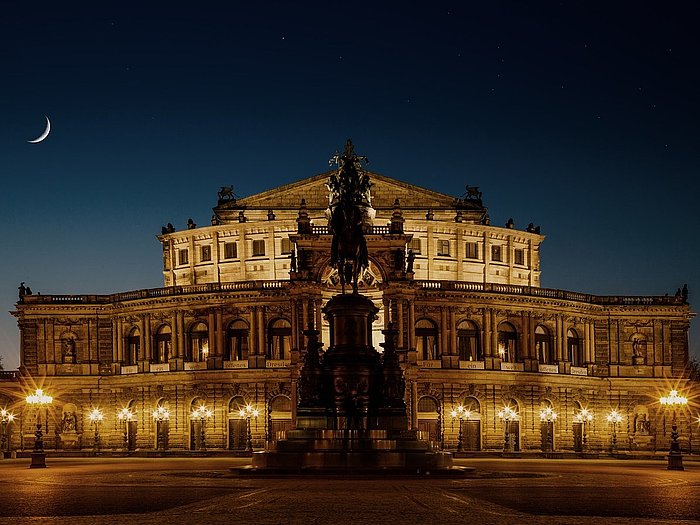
[315,298,323,345]
[483,308,491,358]
[216,309,224,358]
[143,314,152,363]
[397,300,404,349]
[411,380,418,430]
[170,311,179,358]
[207,310,217,369]
[112,318,119,364]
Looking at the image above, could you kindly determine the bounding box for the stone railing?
[415,281,685,306]
[20,280,290,306]
[310,225,392,235]
[0,371,18,381]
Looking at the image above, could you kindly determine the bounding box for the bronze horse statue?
[330,192,368,294]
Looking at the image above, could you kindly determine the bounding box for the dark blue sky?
[1,1,698,368]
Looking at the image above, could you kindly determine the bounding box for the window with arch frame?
[226,319,249,361]
[457,320,481,361]
[567,328,583,365]
[497,322,518,362]
[267,319,291,360]
[154,325,172,363]
[188,322,209,362]
[126,328,140,365]
[416,318,439,360]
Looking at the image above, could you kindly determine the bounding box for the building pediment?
[230,171,467,211]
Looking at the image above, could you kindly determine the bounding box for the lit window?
[201,245,211,262]
[535,325,553,364]
[437,240,450,257]
[491,245,502,262]
[410,238,422,254]
[268,319,291,360]
[188,322,209,362]
[179,249,189,266]
[224,242,237,259]
[514,248,524,266]
[465,242,479,259]
[416,319,439,360]
[281,238,292,254]
[252,239,265,257]
[457,320,481,361]
[497,322,518,362]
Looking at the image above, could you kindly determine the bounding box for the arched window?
[228,396,248,450]
[267,319,291,360]
[567,329,582,366]
[460,397,481,451]
[188,322,209,362]
[126,327,140,366]
[497,322,518,362]
[457,320,481,361]
[226,319,249,361]
[535,325,553,364]
[269,395,293,441]
[417,396,440,441]
[416,319,439,360]
[154,325,172,364]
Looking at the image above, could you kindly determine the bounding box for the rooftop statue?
[327,139,370,294]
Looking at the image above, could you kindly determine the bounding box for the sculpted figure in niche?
[62,412,77,432]
[64,339,76,363]
[631,336,646,361]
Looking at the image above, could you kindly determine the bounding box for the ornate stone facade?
[0,169,695,455]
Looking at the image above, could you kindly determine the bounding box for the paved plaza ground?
[0,456,698,524]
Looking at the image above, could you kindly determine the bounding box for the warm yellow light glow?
[606,410,622,424]
[660,390,688,406]
[239,404,258,419]
[451,404,471,420]
[117,408,135,421]
[191,405,213,420]
[152,406,170,421]
[498,406,518,421]
[88,408,104,423]
[26,389,53,406]
[574,408,593,423]
[539,406,558,422]
[0,408,15,423]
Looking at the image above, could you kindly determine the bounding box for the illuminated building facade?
[0,168,695,456]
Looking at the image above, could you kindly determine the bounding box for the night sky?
[1,2,699,369]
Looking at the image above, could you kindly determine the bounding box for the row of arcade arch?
[119,395,294,451]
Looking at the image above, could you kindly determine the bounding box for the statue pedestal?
[249,292,456,474]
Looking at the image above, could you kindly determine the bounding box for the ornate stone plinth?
[251,429,454,473]
[247,293,458,475]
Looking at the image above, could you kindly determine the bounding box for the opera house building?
[0,158,695,457]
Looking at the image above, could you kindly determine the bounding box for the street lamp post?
[660,389,688,471]
[190,405,213,452]
[450,405,471,452]
[25,389,53,468]
[152,406,170,452]
[606,410,623,454]
[88,408,104,454]
[117,408,135,451]
[573,408,593,452]
[239,404,259,452]
[539,406,558,453]
[497,406,518,453]
[1,408,15,459]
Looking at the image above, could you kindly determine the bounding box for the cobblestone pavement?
[0,457,698,524]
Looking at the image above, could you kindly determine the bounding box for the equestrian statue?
[327,139,371,294]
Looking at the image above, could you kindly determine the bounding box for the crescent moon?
[27,116,51,144]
